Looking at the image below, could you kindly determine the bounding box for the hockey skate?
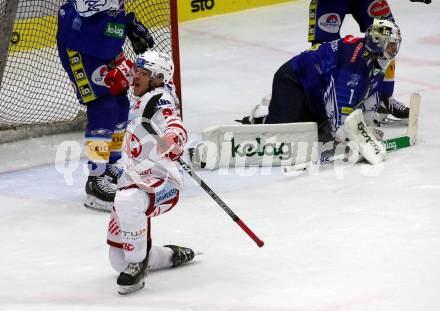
[106,163,123,184]
[378,97,409,125]
[164,245,195,267]
[84,175,116,212]
[237,94,270,124]
[117,256,149,295]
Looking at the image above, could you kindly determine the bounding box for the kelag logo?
[191,0,214,12]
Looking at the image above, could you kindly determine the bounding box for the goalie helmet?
[135,51,174,84]
[365,18,402,61]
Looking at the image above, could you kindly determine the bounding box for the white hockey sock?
[147,246,174,271]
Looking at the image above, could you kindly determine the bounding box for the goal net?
[0,0,180,143]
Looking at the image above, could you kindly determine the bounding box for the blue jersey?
[57,2,128,60]
[291,36,384,130]
[308,0,393,43]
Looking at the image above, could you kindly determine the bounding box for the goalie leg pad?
[343,109,386,165]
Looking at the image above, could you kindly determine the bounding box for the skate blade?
[118,280,145,295]
[84,195,113,212]
[379,114,408,126]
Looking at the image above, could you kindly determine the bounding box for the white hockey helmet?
[135,51,174,84]
[365,18,402,60]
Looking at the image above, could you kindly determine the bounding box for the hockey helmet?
[365,19,401,60]
[135,51,174,84]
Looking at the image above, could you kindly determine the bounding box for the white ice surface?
[1,0,440,310]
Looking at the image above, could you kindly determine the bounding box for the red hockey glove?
[157,132,184,161]
[104,59,134,95]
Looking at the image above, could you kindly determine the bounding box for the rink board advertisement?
[179,0,295,22]
[8,0,296,53]
[192,122,318,169]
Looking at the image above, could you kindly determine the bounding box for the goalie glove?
[157,132,184,161]
[104,59,134,96]
[126,12,155,54]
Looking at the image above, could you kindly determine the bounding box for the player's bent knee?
[109,247,128,272]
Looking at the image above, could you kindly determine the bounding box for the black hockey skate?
[117,256,149,295]
[378,96,409,125]
[164,245,195,267]
[84,175,116,212]
[106,163,123,184]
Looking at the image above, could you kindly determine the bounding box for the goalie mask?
[365,18,402,69]
[135,51,174,84]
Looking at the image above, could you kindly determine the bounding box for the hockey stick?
[142,101,264,248]
[176,158,265,248]
[283,92,421,172]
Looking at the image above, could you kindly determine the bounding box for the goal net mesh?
[0,0,174,141]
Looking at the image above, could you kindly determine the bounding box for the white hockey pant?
[107,183,179,271]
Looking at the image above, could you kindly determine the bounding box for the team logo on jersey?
[318,13,341,33]
[91,65,108,86]
[368,0,391,18]
[347,74,361,88]
[127,132,142,158]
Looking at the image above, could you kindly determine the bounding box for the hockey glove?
[410,0,431,3]
[126,12,155,54]
[104,60,134,96]
[157,132,184,161]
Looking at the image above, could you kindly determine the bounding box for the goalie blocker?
[190,122,319,169]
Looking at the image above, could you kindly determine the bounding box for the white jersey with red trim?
[118,84,187,192]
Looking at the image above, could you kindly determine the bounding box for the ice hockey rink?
[1,0,440,309]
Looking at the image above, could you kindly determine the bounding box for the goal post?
[0,0,182,143]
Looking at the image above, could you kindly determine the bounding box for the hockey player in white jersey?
[106,51,194,295]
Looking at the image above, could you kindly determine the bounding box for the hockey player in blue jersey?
[56,0,154,211]
[307,0,429,124]
[241,18,402,165]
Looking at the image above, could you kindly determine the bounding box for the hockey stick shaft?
[177,158,265,247]
[140,99,264,247]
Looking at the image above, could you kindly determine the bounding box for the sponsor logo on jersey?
[156,99,172,108]
[317,13,341,34]
[368,0,391,18]
[104,22,125,38]
[191,0,214,13]
[139,169,152,176]
[155,187,178,205]
[350,42,365,63]
[91,65,108,86]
